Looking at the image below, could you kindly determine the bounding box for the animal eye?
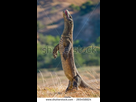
[69,16,72,18]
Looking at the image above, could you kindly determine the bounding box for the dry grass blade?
[39,70,45,87]
[85,70,100,94]
[86,71,99,84]
[78,88,89,97]
[55,72,62,87]
[54,72,64,92]
[92,69,100,78]
[50,72,57,89]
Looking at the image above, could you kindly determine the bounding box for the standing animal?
[53,9,99,92]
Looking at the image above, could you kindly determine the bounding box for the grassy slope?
[37,66,100,98]
[37,87,100,98]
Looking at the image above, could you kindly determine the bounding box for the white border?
[37,98,100,102]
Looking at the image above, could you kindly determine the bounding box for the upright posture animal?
[53,9,99,92]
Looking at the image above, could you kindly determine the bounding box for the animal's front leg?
[53,44,59,58]
[63,40,72,60]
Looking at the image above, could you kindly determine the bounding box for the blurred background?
[37,0,100,89]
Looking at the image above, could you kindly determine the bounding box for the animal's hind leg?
[73,75,81,90]
[66,75,81,92]
[65,80,73,92]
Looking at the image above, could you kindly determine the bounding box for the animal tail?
[77,73,100,91]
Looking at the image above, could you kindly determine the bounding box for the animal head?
[63,9,73,26]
